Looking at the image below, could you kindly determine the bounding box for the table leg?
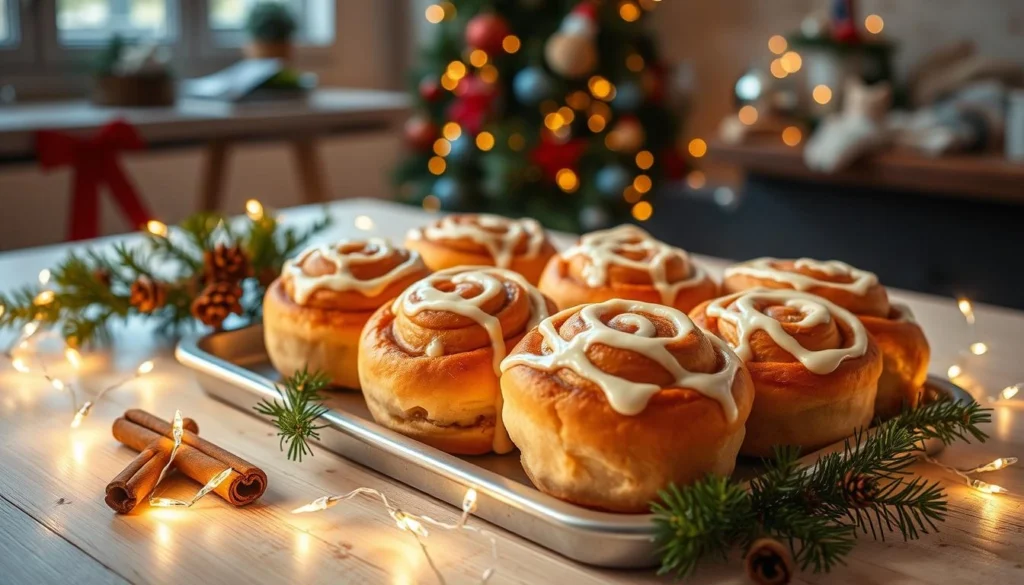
[199,140,230,212]
[292,138,328,203]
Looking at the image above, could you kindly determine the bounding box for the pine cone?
[842,471,880,508]
[191,282,243,329]
[204,244,251,284]
[129,276,167,313]
[745,537,794,585]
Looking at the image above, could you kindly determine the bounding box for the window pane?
[58,0,172,44]
[0,0,9,45]
[209,0,334,45]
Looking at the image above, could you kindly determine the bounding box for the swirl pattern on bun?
[499,299,753,513]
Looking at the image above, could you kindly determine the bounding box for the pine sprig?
[652,399,991,579]
[254,368,330,462]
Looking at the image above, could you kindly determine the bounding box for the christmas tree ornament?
[448,76,498,135]
[530,136,587,181]
[830,0,860,44]
[203,243,250,285]
[447,134,475,162]
[419,77,443,102]
[129,276,166,314]
[465,13,510,55]
[544,2,599,79]
[612,80,643,110]
[744,538,794,585]
[513,66,554,105]
[404,116,439,151]
[606,116,646,153]
[191,282,243,329]
[595,164,631,197]
[431,176,467,210]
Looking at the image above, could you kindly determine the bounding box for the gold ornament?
[544,34,598,79]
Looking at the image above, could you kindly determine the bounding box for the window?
[0,0,17,46]
[208,0,335,47]
[57,0,176,45]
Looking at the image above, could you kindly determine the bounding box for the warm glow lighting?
[970,342,988,356]
[446,61,467,81]
[502,35,521,54]
[146,220,168,237]
[770,58,788,79]
[428,157,447,175]
[738,105,759,126]
[865,14,884,34]
[558,107,575,124]
[38,269,51,286]
[588,76,613,100]
[422,195,441,212]
[544,112,565,130]
[137,360,155,375]
[440,73,459,91]
[425,4,444,24]
[947,365,962,379]
[1000,385,1020,400]
[626,53,645,72]
[354,215,375,231]
[12,357,30,373]
[686,170,707,190]
[394,512,429,538]
[469,50,488,68]
[633,175,652,194]
[812,85,833,105]
[555,169,579,193]
[958,298,975,324]
[619,1,641,22]
[442,122,462,141]
[22,322,39,338]
[587,115,607,133]
[462,488,478,514]
[70,409,87,429]
[688,138,708,158]
[973,457,1017,473]
[65,348,82,370]
[970,479,1006,495]
[782,126,803,147]
[475,132,495,151]
[567,91,590,110]
[433,138,451,157]
[631,201,653,221]
[51,378,66,391]
[507,133,526,151]
[623,186,641,203]
[245,199,264,221]
[635,150,654,170]
[768,35,788,55]
[34,290,55,306]
[479,64,499,83]
[781,51,802,73]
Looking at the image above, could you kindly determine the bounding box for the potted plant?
[91,35,175,107]
[244,2,298,61]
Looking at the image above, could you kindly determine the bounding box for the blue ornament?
[432,177,465,210]
[447,135,474,162]
[613,81,643,110]
[513,67,553,105]
[595,165,631,198]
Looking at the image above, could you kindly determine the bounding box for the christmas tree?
[394,0,686,232]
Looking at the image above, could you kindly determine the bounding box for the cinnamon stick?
[112,409,267,507]
[105,418,200,514]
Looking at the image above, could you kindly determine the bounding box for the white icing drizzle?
[407,214,547,269]
[500,300,741,421]
[724,257,879,296]
[705,289,868,375]
[561,225,707,306]
[393,266,550,454]
[890,302,917,324]
[425,337,445,357]
[285,238,425,305]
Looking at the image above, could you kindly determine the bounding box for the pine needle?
[253,368,330,462]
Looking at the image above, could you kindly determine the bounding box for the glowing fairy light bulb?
[462,488,478,514]
[146,220,168,238]
[958,298,975,324]
[969,342,988,355]
[11,357,30,373]
[973,457,1017,473]
[65,348,82,370]
[970,479,1006,495]
[50,378,66,391]
[38,269,51,285]
[394,512,429,538]
[947,365,962,379]
[137,360,155,375]
[354,215,375,231]
[245,199,264,221]
[70,401,93,428]
[172,410,183,442]
[34,290,55,306]
[1000,385,1020,400]
[292,495,337,514]
[150,497,189,508]
[22,322,39,338]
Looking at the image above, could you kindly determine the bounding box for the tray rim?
[175,324,974,553]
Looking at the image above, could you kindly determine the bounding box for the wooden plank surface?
[0,198,1022,584]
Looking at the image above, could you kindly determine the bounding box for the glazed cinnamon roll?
[500,299,754,513]
[358,266,556,455]
[405,214,557,284]
[263,239,430,389]
[691,289,883,456]
[538,225,718,312]
[723,258,929,419]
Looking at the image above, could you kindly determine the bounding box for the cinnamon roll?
[723,258,929,419]
[358,266,556,455]
[500,299,754,513]
[263,239,430,389]
[538,225,718,312]
[405,214,557,284]
[691,289,883,456]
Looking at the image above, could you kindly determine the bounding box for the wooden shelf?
[708,138,1024,204]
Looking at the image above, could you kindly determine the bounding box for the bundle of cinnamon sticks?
[105,409,267,514]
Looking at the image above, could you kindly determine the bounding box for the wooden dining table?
[1,198,1021,585]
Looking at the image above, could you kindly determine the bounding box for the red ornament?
[419,77,442,102]
[404,116,438,152]
[530,136,588,181]
[447,76,498,135]
[465,13,510,54]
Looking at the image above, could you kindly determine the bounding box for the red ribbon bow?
[36,120,153,241]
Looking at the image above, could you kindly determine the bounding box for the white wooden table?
[1,199,1022,584]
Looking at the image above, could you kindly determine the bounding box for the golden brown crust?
[538,254,719,312]
[499,303,754,513]
[722,259,929,420]
[357,268,556,455]
[690,294,883,457]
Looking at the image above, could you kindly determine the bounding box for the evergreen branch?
[253,367,330,462]
[891,399,990,445]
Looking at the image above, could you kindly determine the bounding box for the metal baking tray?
[176,324,971,568]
